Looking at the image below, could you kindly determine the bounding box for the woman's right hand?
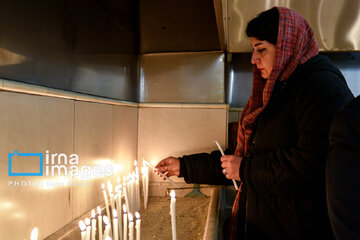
[155,157,180,179]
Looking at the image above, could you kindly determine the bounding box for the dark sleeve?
[242,72,354,195]
[326,97,360,239]
[179,149,234,185]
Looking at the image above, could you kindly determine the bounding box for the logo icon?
[8,150,43,176]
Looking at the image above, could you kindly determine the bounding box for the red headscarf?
[229,7,319,239]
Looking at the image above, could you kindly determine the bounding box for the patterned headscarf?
[229,7,319,239]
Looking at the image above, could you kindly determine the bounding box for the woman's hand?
[155,157,180,179]
[221,155,243,181]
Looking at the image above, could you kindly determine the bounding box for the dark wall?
[0,0,139,101]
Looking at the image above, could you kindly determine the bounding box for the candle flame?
[105,237,111,240]
[170,190,176,198]
[135,212,140,219]
[113,209,118,218]
[91,209,95,218]
[103,216,110,225]
[101,183,105,190]
[128,213,133,222]
[79,220,86,231]
[134,160,137,167]
[97,206,101,215]
[30,227,38,240]
[85,218,91,226]
[123,204,127,213]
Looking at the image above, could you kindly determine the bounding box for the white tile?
[72,101,114,219]
[138,106,227,183]
[113,105,138,178]
[0,92,74,240]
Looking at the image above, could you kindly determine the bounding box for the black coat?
[179,55,354,240]
[326,95,360,240]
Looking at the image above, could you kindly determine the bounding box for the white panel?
[138,105,227,190]
[72,101,113,219]
[0,92,74,240]
[113,105,138,178]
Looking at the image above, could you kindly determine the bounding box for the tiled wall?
[138,104,228,196]
[0,91,138,240]
[0,91,228,239]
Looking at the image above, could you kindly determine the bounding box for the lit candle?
[102,183,111,222]
[79,220,86,240]
[113,209,119,240]
[128,213,134,240]
[104,237,111,240]
[135,212,141,240]
[97,206,103,240]
[91,209,96,240]
[123,185,130,215]
[103,216,111,238]
[30,227,38,240]
[85,218,91,240]
[134,160,140,211]
[115,185,123,239]
[123,204,128,240]
[108,181,115,215]
[170,190,177,240]
[141,162,149,209]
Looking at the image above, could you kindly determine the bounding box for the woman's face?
[250,37,276,79]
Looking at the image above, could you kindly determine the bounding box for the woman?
[156,7,353,239]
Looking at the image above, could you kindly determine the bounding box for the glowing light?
[30,227,38,240]
[79,220,86,231]
[170,190,176,199]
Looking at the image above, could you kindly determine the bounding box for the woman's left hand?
[221,155,243,181]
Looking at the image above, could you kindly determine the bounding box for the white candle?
[103,216,111,238]
[115,186,123,240]
[102,183,111,222]
[104,237,112,240]
[113,209,119,240]
[85,218,91,240]
[91,209,96,240]
[170,190,177,240]
[135,212,141,240]
[215,140,239,190]
[108,181,115,215]
[79,220,87,240]
[128,213,134,240]
[97,206,103,240]
[123,186,130,215]
[30,227,38,240]
[141,163,149,209]
[123,204,128,240]
[134,160,140,212]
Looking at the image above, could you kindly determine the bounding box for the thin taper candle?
[215,140,239,190]
[113,209,119,240]
[135,212,141,240]
[97,206,103,240]
[91,209,96,240]
[79,220,86,240]
[128,213,134,240]
[85,218,91,240]
[123,204,128,240]
[102,183,111,221]
[170,190,177,240]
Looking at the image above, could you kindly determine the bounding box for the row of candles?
[28,159,177,240]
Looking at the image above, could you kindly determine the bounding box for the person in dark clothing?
[156,7,354,240]
[326,95,360,239]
